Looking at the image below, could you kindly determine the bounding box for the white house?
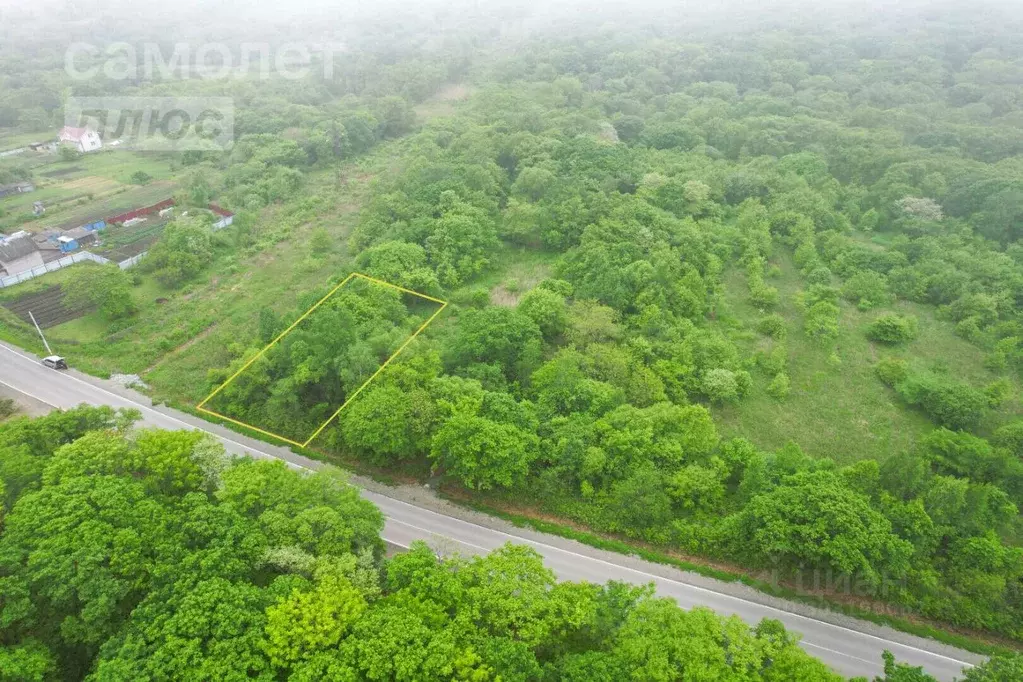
[58,126,103,153]
[0,233,44,276]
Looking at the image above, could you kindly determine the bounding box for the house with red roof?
[58,126,102,153]
[209,203,235,229]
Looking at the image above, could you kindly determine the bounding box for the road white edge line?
[387,518,493,553]
[370,494,975,667]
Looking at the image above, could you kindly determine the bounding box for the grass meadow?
[712,252,1023,464]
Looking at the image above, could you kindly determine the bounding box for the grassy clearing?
[2,177,118,208]
[712,252,1022,464]
[414,83,472,122]
[72,151,177,183]
[29,150,176,184]
[0,176,130,229]
[49,312,111,343]
[0,131,50,150]
[442,245,557,307]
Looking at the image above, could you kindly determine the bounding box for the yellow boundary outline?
[196,272,447,448]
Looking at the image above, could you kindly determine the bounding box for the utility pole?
[28,311,53,355]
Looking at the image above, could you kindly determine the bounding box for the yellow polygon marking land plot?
[196,272,447,448]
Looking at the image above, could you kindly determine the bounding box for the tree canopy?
[1,407,884,681]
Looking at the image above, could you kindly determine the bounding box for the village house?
[58,126,103,153]
[30,230,63,261]
[61,226,99,251]
[209,203,235,229]
[0,232,44,277]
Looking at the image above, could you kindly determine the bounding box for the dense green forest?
[204,6,1023,641]
[203,276,444,443]
[0,406,861,680]
[2,0,1023,658]
[2,407,1021,681]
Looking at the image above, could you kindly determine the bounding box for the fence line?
[0,250,136,289]
[117,251,147,270]
[107,198,175,225]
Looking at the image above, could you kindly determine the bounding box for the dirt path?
[141,324,216,376]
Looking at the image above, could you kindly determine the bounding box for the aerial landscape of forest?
[1,0,1023,679]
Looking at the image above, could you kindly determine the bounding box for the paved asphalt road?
[0,341,983,680]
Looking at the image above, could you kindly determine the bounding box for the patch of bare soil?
[0,285,91,328]
[40,165,83,178]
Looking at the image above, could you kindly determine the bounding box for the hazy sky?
[0,0,1018,57]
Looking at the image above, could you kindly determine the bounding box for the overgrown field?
[713,252,1023,464]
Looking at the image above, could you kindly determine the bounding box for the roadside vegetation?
[0,407,855,680]
[2,407,1021,680]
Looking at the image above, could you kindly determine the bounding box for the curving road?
[0,340,983,680]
